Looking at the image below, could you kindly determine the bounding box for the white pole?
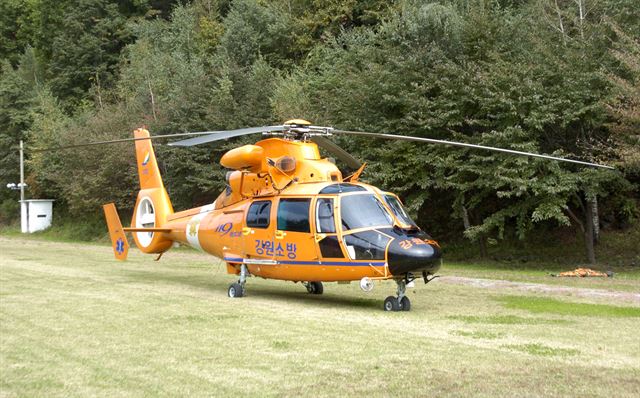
[19,140,24,202]
[19,140,27,233]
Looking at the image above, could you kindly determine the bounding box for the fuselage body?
[129,130,441,282]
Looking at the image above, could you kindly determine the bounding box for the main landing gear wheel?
[228,264,249,298]
[384,296,400,311]
[228,282,244,298]
[400,296,411,311]
[305,281,324,295]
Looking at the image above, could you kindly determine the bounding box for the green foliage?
[0,199,20,224]
[38,1,130,105]
[0,55,38,207]
[0,0,637,263]
[0,0,36,66]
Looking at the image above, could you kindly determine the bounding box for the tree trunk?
[461,205,471,230]
[584,200,596,265]
[590,196,599,244]
[478,235,488,258]
[554,0,567,45]
[461,205,488,258]
[148,79,157,121]
[95,71,103,110]
[576,0,585,41]
[565,201,596,264]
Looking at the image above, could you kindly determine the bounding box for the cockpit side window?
[340,194,393,231]
[316,198,336,233]
[277,198,311,232]
[343,231,390,260]
[383,195,417,227]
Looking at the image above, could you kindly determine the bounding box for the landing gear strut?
[304,281,323,295]
[228,264,248,298]
[383,278,411,312]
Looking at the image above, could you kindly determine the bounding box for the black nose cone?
[387,237,442,276]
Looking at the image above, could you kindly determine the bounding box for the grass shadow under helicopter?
[121,268,381,309]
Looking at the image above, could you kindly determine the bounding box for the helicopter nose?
[387,238,442,276]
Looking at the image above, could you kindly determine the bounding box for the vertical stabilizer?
[130,128,174,254]
[134,128,166,190]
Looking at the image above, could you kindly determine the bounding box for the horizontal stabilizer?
[123,227,172,233]
[103,203,129,261]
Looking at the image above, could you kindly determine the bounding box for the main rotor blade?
[311,136,362,169]
[29,132,214,153]
[168,125,287,147]
[334,130,614,170]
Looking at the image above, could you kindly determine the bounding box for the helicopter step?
[383,279,411,312]
[228,264,249,298]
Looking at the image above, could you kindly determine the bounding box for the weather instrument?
[42,119,613,311]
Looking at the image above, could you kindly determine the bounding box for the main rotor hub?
[279,119,333,141]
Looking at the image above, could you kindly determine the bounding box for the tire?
[228,282,244,298]
[305,282,315,294]
[306,282,323,295]
[400,296,411,311]
[383,296,400,311]
[311,282,323,295]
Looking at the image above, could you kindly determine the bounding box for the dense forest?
[0,0,638,263]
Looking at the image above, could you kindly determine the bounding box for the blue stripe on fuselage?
[223,257,385,266]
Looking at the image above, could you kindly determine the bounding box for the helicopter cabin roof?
[274,181,380,196]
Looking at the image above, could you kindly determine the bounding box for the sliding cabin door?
[274,198,318,263]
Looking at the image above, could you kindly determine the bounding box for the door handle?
[275,230,286,239]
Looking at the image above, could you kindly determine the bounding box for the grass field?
[1,236,639,397]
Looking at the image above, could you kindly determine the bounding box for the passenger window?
[316,198,335,233]
[246,201,271,228]
[277,199,311,232]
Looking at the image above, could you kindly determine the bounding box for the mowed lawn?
[1,236,639,397]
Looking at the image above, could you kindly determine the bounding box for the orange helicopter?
[98,119,612,311]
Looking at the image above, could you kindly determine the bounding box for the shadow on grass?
[120,269,381,310]
[121,269,221,291]
[249,286,380,309]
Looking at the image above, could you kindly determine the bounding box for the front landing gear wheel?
[228,282,244,298]
[400,296,411,311]
[384,296,400,311]
[305,281,324,295]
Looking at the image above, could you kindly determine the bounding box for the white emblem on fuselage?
[186,202,215,251]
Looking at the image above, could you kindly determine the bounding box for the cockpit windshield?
[383,194,417,226]
[340,194,393,231]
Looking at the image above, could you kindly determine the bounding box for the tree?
[0,56,38,222]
